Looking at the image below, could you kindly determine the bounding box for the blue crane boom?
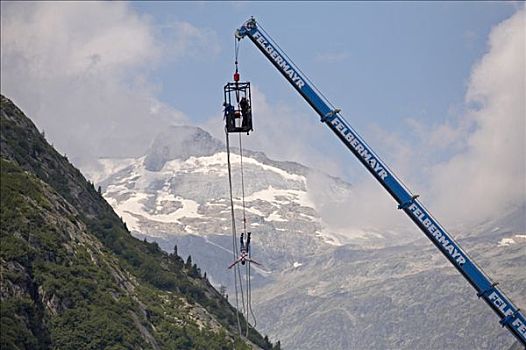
[235,17,526,346]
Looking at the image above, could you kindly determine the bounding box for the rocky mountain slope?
[89,123,525,349]
[0,95,279,349]
[252,225,525,349]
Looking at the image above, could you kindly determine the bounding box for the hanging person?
[223,102,236,130]
[240,231,251,256]
[239,97,252,130]
[228,231,261,269]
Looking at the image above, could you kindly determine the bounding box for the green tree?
[185,255,192,270]
[191,263,201,278]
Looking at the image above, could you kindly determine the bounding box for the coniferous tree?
[185,255,192,270]
[263,335,270,349]
[192,263,200,278]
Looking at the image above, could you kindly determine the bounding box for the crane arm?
[235,17,526,346]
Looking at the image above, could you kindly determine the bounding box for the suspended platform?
[223,80,253,134]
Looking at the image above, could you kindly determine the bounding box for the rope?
[226,127,258,339]
[235,36,240,71]
[238,133,248,236]
[225,129,244,336]
[225,37,257,339]
[238,133,257,332]
[238,133,258,336]
[234,37,241,103]
[248,249,257,328]
[238,133,249,337]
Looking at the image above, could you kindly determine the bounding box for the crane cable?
[226,36,256,339]
[227,129,260,334]
[235,37,257,334]
[237,132,250,338]
[234,37,241,103]
[238,133,257,333]
[225,128,258,338]
[225,130,257,337]
[225,129,244,336]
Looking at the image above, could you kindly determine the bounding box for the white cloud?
[163,21,221,59]
[428,7,525,226]
[262,6,526,237]
[1,2,158,78]
[349,7,526,232]
[0,2,196,167]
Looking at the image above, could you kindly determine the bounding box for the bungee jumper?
[228,232,262,269]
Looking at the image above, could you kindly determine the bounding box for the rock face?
[252,226,526,349]
[90,125,525,349]
[144,125,224,171]
[0,95,278,350]
[92,125,371,293]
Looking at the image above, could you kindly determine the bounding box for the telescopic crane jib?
[234,17,526,346]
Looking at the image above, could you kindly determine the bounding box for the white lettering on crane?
[407,203,467,266]
[488,292,515,317]
[512,319,526,338]
[330,118,388,181]
[489,292,526,338]
[253,31,305,89]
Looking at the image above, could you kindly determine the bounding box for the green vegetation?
[1,95,279,349]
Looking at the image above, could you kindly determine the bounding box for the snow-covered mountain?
[85,126,368,286]
[85,125,526,349]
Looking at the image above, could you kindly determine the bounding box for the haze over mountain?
[88,125,525,349]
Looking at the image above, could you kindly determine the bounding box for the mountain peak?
[144,125,224,171]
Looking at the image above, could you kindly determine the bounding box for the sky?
[1,1,524,232]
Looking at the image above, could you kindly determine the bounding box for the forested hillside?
[0,94,278,349]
